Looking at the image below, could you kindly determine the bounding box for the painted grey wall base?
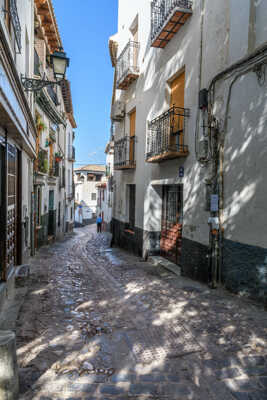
[223,240,267,303]
[112,219,144,257]
[0,268,15,319]
[181,237,210,283]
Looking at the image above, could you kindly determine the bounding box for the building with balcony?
[0,0,36,318]
[33,0,77,247]
[96,141,114,231]
[109,0,267,303]
[74,165,105,225]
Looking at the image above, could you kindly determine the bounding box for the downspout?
[194,0,205,159]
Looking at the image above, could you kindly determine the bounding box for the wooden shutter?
[170,72,185,149]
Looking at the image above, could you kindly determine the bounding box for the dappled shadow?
[16,226,267,399]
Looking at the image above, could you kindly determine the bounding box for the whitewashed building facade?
[109,0,267,302]
[74,165,105,225]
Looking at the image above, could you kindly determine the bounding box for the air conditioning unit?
[198,139,208,162]
[111,101,125,121]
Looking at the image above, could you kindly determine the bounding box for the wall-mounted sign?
[179,166,184,178]
[210,194,219,212]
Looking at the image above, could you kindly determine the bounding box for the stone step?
[147,256,181,277]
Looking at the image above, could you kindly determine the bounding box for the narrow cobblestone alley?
[16,225,267,400]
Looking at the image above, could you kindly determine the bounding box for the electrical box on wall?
[199,88,208,109]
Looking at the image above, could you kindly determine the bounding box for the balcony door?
[170,71,185,150]
[160,185,183,265]
[129,109,136,166]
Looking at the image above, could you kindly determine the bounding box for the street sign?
[210,194,219,212]
[179,166,184,178]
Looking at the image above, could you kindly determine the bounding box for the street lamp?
[21,49,70,92]
[51,50,70,81]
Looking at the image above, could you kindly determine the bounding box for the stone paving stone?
[99,385,126,395]
[203,358,239,370]
[249,391,267,400]
[139,373,166,382]
[129,383,158,395]
[166,374,180,382]
[215,367,241,380]
[259,377,267,388]
[228,378,259,391]
[159,383,191,397]
[241,357,266,368]
[243,367,267,377]
[231,392,251,400]
[111,373,136,383]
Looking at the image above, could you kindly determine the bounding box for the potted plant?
[36,115,46,133]
[55,151,62,162]
[43,159,48,174]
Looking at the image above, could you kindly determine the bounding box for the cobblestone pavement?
[16,225,267,400]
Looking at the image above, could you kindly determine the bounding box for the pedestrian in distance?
[96,214,102,233]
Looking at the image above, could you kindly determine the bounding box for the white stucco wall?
[112,0,267,251]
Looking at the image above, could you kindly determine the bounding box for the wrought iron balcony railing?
[146,106,190,162]
[151,0,193,48]
[114,136,136,170]
[68,145,75,161]
[116,41,140,90]
[10,0,22,53]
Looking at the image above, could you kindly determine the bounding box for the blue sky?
[53,0,118,166]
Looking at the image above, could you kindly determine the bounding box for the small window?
[91,193,96,201]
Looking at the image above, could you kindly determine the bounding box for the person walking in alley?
[96,214,102,233]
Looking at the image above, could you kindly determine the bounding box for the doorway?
[160,185,183,265]
[48,190,55,236]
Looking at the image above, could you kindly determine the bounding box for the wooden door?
[170,72,185,150]
[160,185,183,265]
[48,190,55,236]
[129,109,136,165]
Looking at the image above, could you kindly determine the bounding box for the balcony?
[116,41,140,90]
[37,148,48,174]
[49,159,60,177]
[68,145,75,161]
[146,106,190,163]
[114,136,136,170]
[151,0,193,48]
